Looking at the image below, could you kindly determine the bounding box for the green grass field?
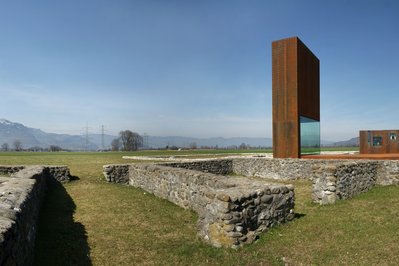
[1,149,397,265]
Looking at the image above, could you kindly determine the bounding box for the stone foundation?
[232,158,314,180]
[376,160,399,186]
[103,157,399,246]
[103,164,130,184]
[105,163,295,248]
[0,166,24,176]
[105,157,399,208]
[163,160,233,175]
[311,161,378,204]
[232,157,399,204]
[0,165,72,265]
[0,165,71,183]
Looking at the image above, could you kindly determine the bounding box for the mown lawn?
[1,150,397,265]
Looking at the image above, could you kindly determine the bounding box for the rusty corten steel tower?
[272,37,320,158]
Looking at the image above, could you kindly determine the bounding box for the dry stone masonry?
[376,160,399,186]
[312,161,378,204]
[0,166,24,176]
[103,164,129,184]
[104,162,295,248]
[162,160,233,175]
[232,158,315,180]
[0,165,71,265]
[103,157,399,246]
[231,157,399,184]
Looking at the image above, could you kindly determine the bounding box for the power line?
[83,122,92,152]
[143,132,148,148]
[101,125,105,150]
[85,122,89,152]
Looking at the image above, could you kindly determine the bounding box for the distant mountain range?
[146,136,273,149]
[145,137,347,149]
[0,119,113,151]
[0,118,358,151]
[330,137,360,147]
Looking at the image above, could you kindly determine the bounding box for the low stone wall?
[0,165,71,183]
[44,166,72,183]
[162,160,233,175]
[312,162,378,204]
[233,157,399,184]
[103,164,130,184]
[231,158,399,204]
[0,165,72,265]
[376,160,399,186]
[107,157,399,184]
[232,158,315,180]
[105,163,295,248]
[103,157,399,246]
[108,158,319,181]
[0,166,24,176]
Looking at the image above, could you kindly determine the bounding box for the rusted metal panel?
[360,130,399,154]
[272,37,299,158]
[359,130,369,154]
[297,38,320,121]
[272,37,319,158]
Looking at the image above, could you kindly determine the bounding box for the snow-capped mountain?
[0,119,99,150]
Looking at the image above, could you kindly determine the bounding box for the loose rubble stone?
[216,193,231,202]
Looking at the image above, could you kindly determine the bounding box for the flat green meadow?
[1,149,398,265]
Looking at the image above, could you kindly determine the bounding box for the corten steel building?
[360,130,399,154]
[272,37,320,158]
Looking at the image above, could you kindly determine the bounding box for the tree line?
[1,141,65,152]
[0,131,260,152]
[0,130,144,152]
[1,140,23,151]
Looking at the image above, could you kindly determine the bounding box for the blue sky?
[0,0,398,141]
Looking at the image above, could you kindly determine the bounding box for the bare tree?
[1,143,9,151]
[189,142,197,150]
[29,146,44,152]
[13,140,22,151]
[111,138,121,151]
[119,130,143,151]
[49,145,62,152]
[239,143,247,150]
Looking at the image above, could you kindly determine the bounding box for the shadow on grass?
[70,175,80,181]
[33,180,91,266]
[295,213,306,219]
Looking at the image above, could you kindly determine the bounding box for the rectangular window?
[300,116,320,155]
[372,136,383,146]
[367,131,371,145]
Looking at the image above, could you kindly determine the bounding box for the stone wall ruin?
[104,162,295,248]
[311,161,379,204]
[0,165,71,265]
[231,158,398,204]
[103,157,399,247]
